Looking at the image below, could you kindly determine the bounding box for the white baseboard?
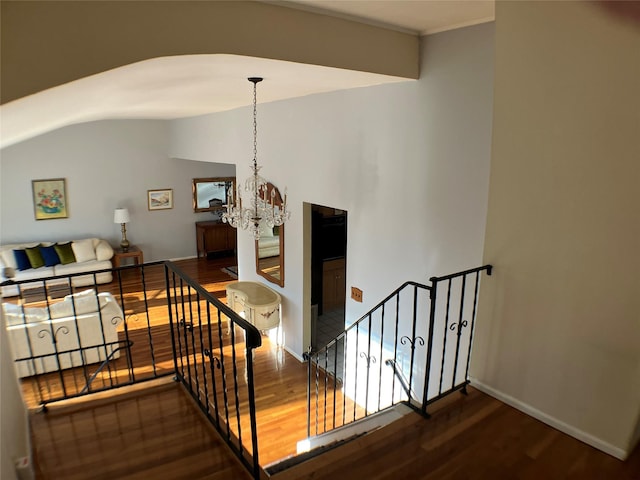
[284,345,305,363]
[168,255,198,262]
[470,378,628,460]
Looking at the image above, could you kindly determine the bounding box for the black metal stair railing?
[305,264,492,437]
[164,262,262,480]
[4,261,173,409]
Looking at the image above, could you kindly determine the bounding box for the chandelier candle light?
[222,77,290,239]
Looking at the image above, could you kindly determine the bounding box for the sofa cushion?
[259,222,274,238]
[49,292,110,319]
[72,239,97,263]
[1,249,17,270]
[13,266,56,283]
[65,288,97,299]
[13,249,32,271]
[95,241,114,262]
[40,245,61,267]
[54,259,111,276]
[2,303,49,326]
[25,245,45,269]
[55,242,76,264]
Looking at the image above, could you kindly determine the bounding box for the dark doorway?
[310,204,347,351]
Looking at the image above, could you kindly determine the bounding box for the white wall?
[0,120,235,260]
[1,314,31,480]
[473,1,640,459]
[170,23,495,358]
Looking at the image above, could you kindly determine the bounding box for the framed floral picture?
[147,188,173,211]
[32,178,68,220]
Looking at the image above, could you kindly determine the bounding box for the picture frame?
[147,188,173,211]
[32,178,68,220]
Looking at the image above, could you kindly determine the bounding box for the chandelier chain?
[253,81,258,169]
[221,76,290,240]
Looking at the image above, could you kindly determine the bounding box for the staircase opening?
[303,264,493,449]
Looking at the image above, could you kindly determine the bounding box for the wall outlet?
[351,287,363,302]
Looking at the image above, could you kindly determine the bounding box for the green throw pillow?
[25,245,45,269]
[54,242,76,265]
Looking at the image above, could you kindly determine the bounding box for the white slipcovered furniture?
[257,225,280,259]
[3,290,124,378]
[0,238,114,297]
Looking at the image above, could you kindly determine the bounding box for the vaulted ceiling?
[0,1,495,149]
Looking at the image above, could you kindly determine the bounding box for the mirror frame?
[192,177,235,213]
[255,183,285,287]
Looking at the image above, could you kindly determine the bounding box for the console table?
[226,281,281,331]
[196,221,237,258]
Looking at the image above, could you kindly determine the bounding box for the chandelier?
[222,77,290,240]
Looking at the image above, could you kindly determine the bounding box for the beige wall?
[0,0,418,103]
[473,1,640,458]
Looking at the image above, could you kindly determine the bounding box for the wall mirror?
[255,183,285,287]
[193,177,235,213]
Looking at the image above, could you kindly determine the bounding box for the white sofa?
[257,225,280,259]
[0,238,114,297]
[3,290,124,378]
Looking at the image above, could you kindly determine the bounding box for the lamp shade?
[114,208,130,224]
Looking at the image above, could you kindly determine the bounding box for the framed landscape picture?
[148,188,173,210]
[32,178,68,220]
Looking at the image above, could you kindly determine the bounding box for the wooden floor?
[30,380,640,480]
[30,381,252,480]
[273,387,640,480]
[22,256,640,479]
[21,256,316,465]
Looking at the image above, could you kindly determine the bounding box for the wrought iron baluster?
[179,278,192,390]
[188,288,201,402]
[439,279,453,396]
[116,269,136,384]
[314,351,320,435]
[392,292,400,403]
[229,322,244,454]
[399,335,424,400]
[245,342,261,477]
[207,306,221,428]
[378,304,385,411]
[197,294,209,410]
[165,268,182,380]
[305,346,312,437]
[63,286,89,392]
[342,330,348,427]
[462,272,482,394]
[364,313,373,416]
[353,322,359,422]
[332,338,338,430]
[323,345,328,432]
[217,306,231,441]
[451,274,467,389]
[407,285,419,397]
[140,265,158,376]
[421,278,438,416]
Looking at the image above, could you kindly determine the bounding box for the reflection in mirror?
[193,177,235,213]
[255,183,285,287]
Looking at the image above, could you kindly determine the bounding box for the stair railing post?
[164,265,180,378]
[421,279,437,417]
[304,347,312,438]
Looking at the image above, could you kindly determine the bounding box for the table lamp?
[114,208,131,252]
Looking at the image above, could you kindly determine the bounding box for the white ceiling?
[0,1,495,149]
[277,0,495,35]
